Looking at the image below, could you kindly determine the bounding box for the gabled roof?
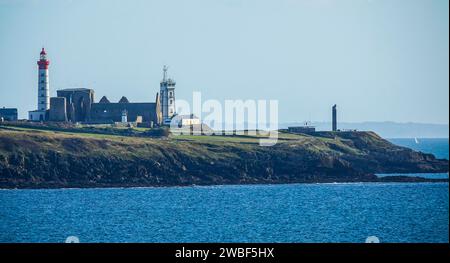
[118,96,130,103]
[99,96,110,103]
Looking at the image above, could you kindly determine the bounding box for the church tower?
[160,65,176,125]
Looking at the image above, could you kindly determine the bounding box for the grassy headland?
[0,123,448,188]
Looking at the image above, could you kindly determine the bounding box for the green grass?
[1,124,295,144]
[0,123,368,159]
[172,134,262,143]
[0,125,133,140]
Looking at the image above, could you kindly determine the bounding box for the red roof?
[40,48,46,55]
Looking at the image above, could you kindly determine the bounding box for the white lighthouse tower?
[160,65,176,125]
[29,48,50,121]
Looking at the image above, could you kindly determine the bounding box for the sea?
[0,138,448,243]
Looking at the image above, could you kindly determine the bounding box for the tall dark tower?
[332,104,337,131]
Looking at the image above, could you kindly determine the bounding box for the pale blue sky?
[0,0,448,123]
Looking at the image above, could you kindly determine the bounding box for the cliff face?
[0,128,448,189]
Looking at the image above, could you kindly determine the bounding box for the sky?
[0,0,448,123]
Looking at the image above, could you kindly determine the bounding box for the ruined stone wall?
[90,103,157,124]
[49,97,67,122]
[56,89,95,122]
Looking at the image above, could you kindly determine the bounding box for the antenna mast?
[163,65,168,81]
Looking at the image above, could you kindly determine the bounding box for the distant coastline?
[211,121,449,138]
[280,121,449,139]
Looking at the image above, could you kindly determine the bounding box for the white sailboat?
[414,137,420,144]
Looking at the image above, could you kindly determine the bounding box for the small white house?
[171,114,200,128]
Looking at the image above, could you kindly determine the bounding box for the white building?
[180,117,200,126]
[159,65,176,125]
[173,114,201,127]
[29,48,50,121]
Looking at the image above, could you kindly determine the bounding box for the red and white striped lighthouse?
[37,48,50,111]
[29,48,50,121]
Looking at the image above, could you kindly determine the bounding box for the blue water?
[0,138,448,243]
[378,138,449,179]
[388,138,449,159]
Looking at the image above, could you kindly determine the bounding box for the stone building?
[160,65,176,125]
[56,88,95,122]
[47,67,169,125]
[28,48,172,126]
[90,93,161,124]
[0,108,18,121]
[47,88,161,125]
[48,97,67,121]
